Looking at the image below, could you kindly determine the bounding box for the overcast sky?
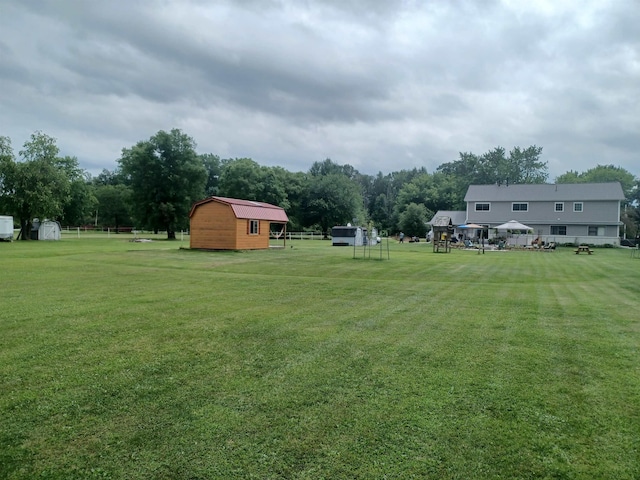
[1,0,638,181]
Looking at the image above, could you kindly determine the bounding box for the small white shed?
[0,216,14,241]
[31,219,62,241]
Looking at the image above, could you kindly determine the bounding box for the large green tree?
[119,129,206,239]
[93,184,133,231]
[437,145,548,203]
[301,173,365,236]
[278,170,306,231]
[59,156,97,226]
[217,158,294,210]
[0,132,72,239]
[398,202,430,237]
[201,153,222,197]
[555,164,636,199]
[217,158,264,200]
[308,158,359,179]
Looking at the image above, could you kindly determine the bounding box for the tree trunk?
[19,218,31,240]
[167,230,176,240]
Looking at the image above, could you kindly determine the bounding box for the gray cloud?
[0,0,638,180]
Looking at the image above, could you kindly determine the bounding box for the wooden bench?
[574,245,593,254]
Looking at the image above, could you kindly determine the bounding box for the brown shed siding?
[190,201,239,250]
[189,196,288,250]
[234,219,270,250]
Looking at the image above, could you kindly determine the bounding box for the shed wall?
[234,219,271,250]
[190,201,272,250]
[190,201,238,250]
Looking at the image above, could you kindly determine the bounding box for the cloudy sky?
[1,0,638,180]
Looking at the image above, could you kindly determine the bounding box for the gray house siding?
[464,183,624,245]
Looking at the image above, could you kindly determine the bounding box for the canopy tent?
[494,220,534,246]
[494,220,533,231]
[457,223,484,229]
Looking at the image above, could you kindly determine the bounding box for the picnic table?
[575,245,593,255]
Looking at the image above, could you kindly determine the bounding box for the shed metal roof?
[190,196,289,222]
[464,182,625,202]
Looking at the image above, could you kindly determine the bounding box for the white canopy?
[494,220,533,231]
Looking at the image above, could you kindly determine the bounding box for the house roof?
[190,196,289,223]
[428,210,466,226]
[464,182,625,202]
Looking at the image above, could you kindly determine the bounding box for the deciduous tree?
[398,202,429,237]
[301,173,364,237]
[555,164,636,199]
[119,129,206,239]
[0,132,72,239]
[437,145,548,194]
[59,157,97,226]
[93,184,133,231]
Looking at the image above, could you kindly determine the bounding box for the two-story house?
[464,182,625,245]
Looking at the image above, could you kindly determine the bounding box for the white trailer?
[0,215,14,241]
[331,225,365,246]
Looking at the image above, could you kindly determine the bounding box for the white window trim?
[555,202,564,212]
[249,219,259,235]
[475,202,491,212]
[573,202,583,212]
[512,202,529,212]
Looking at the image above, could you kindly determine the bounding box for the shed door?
[41,223,57,240]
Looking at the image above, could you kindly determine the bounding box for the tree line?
[1,130,639,240]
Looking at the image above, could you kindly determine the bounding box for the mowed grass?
[1,238,639,479]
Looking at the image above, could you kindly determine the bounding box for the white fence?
[278,231,325,241]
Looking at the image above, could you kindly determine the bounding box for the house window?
[550,225,567,235]
[249,220,259,235]
[588,226,604,236]
[512,203,528,212]
[573,202,583,212]
[555,202,564,212]
[475,203,490,212]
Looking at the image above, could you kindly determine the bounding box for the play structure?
[430,215,454,253]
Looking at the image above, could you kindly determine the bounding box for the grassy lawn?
[1,238,639,479]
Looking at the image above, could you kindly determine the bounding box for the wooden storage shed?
[189,196,288,250]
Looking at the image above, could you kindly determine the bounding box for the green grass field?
[1,238,639,479]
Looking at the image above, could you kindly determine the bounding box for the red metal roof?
[190,196,289,222]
